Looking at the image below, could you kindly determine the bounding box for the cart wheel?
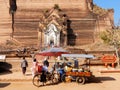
[76,77,85,84]
[32,74,43,87]
[52,73,60,84]
[61,74,67,82]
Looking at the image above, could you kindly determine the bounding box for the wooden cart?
[61,54,94,84]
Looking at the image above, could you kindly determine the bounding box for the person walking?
[31,58,39,77]
[21,57,28,75]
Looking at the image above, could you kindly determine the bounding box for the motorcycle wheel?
[32,74,43,87]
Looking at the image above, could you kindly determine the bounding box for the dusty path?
[1,73,120,90]
[1,58,120,90]
[1,68,120,90]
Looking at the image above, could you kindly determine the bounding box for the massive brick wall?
[17,0,88,10]
[0,0,11,43]
[13,0,93,46]
[0,0,95,46]
[0,0,114,47]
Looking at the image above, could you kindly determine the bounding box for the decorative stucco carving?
[38,7,68,47]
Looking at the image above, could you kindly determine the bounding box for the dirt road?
[1,72,120,90]
[1,58,120,90]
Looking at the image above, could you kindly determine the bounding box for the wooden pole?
[11,12,14,38]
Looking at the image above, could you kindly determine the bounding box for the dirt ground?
[1,57,120,90]
[1,63,120,90]
[1,72,120,90]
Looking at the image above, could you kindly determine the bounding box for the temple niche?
[44,24,60,47]
[38,7,68,47]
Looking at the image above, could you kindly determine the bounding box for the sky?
[93,0,120,26]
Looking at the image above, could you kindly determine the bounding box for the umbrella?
[36,47,69,69]
[38,47,69,56]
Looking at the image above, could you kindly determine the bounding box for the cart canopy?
[61,54,95,59]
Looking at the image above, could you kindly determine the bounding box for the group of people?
[20,56,49,77]
[20,56,79,83]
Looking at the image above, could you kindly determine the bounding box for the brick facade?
[0,0,114,47]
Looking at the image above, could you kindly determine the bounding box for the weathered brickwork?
[0,0,114,47]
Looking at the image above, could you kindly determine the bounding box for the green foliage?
[100,29,120,48]
[100,31,111,44]
[100,28,120,66]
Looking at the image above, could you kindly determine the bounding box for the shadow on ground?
[0,62,12,75]
[87,75,116,83]
[35,81,61,88]
[0,83,11,88]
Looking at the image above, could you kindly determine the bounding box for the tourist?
[50,40,54,47]
[43,57,49,67]
[40,61,49,85]
[72,57,79,68]
[21,57,28,75]
[31,58,38,77]
[23,47,27,54]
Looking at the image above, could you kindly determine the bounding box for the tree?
[9,0,17,38]
[100,29,120,66]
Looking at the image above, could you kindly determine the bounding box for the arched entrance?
[44,24,60,47]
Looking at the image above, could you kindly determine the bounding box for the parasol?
[38,47,69,56]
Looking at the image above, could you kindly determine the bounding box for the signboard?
[101,55,116,63]
[101,55,116,68]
